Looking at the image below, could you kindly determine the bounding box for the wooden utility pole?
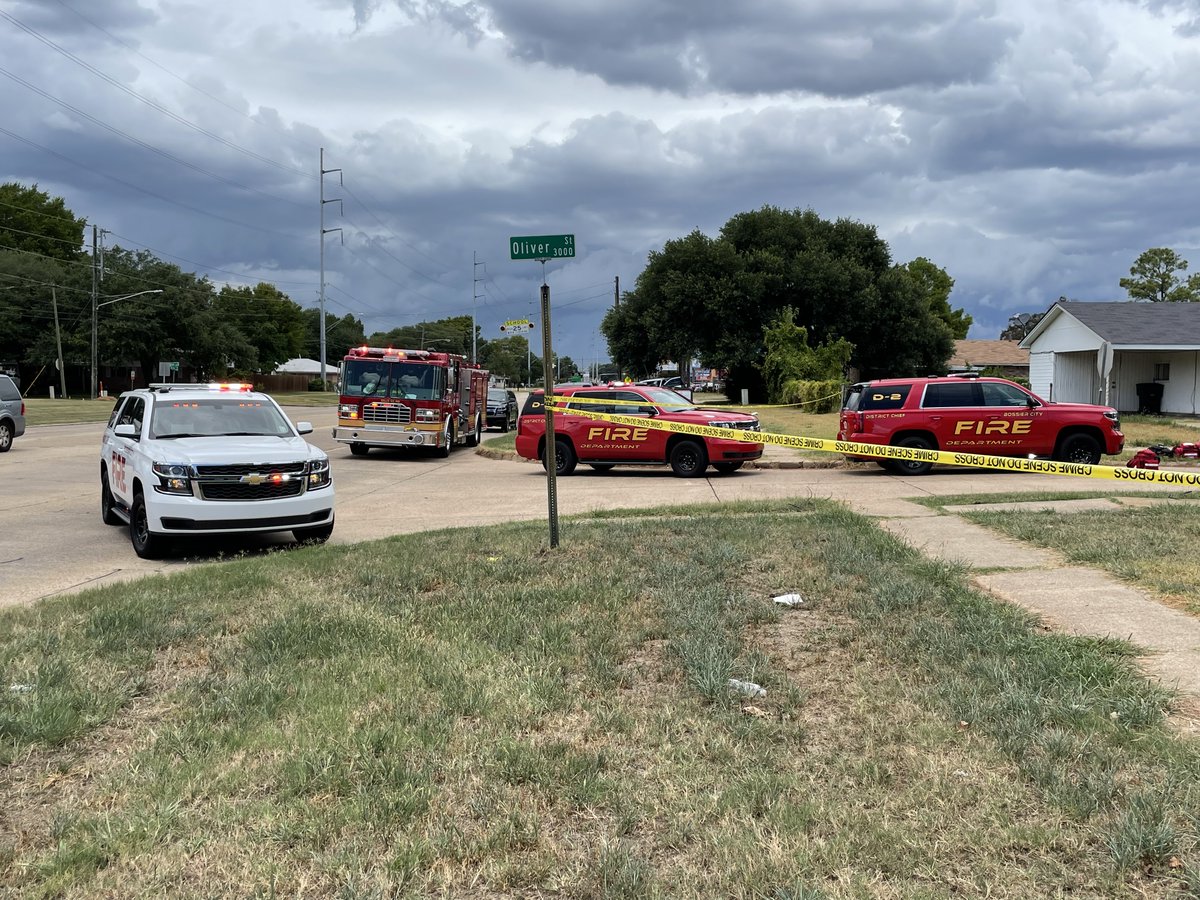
[51,286,67,399]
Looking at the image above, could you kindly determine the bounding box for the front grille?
[195,462,308,476]
[199,480,305,501]
[363,403,411,424]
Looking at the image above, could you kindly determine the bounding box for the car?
[99,383,334,558]
[837,373,1124,475]
[515,384,763,477]
[0,374,26,452]
[486,387,518,432]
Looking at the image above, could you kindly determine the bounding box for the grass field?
[23,392,338,426]
[3,500,1199,897]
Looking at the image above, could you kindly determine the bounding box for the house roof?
[1022,300,1200,348]
[947,340,1029,369]
[275,358,341,375]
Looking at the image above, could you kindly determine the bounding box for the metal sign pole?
[540,275,559,548]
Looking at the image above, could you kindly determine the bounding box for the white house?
[275,358,341,378]
[1019,301,1200,414]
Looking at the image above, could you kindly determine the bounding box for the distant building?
[947,340,1030,379]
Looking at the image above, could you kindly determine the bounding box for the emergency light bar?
[148,383,253,393]
[349,346,432,359]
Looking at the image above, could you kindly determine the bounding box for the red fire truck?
[332,346,489,457]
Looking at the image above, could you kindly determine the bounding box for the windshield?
[343,359,443,400]
[643,387,695,409]
[488,389,507,402]
[149,398,293,438]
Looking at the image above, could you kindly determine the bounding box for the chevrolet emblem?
[242,473,265,485]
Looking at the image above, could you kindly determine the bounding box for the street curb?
[473,446,844,469]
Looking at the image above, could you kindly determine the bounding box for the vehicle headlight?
[152,462,192,494]
[415,408,439,423]
[307,458,332,489]
[339,404,359,420]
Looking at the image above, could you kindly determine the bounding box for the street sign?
[510,234,575,261]
[500,319,533,334]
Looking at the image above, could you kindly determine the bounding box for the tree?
[0,182,86,262]
[760,308,853,403]
[1000,312,1045,342]
[303,310,365,364]
[901,257,970,338]
[367,315,473,357]
[604,207,961,400]
[1119,248,1200,302]
[214,283,306,373]
[478,335,531,385]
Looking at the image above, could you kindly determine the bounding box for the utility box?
[1135,382,1164,415]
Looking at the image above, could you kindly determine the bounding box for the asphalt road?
[0,406,1140,609]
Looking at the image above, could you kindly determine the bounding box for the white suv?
[100,383,334,558]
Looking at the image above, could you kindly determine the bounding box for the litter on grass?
[728,678,766,698]
[772,592,804,607]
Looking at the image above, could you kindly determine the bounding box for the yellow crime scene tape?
[541,397,1200,487]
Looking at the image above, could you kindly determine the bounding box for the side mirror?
[296,421,314,435]
[639,406,657,417]
[114,423,138,438]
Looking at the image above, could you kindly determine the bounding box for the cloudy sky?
[3,0,1200,368]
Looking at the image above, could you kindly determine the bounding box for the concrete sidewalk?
[849,495,1200,704]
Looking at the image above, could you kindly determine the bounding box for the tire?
[437,419,453,458]
[501,414,511,434]
[294,519,334,545]
[890,435,935,476]
[713,461,743,474]
[1056,433,1102,465]
[101,468,122,526]
[542,438,577,476]
[466,414,482,447]
[669,440,708,477]
[589,463,615,472]
[349,442,369,457]
[0,421,11,452]
[129,491,165,559]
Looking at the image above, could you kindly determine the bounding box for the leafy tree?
[303,309,365,364]
[214,283,306,373]
[760,308,853,403]
[1000,312,1045,341]
[1119,248,1200,302]
[477,334,532,384]
[901,257,970,338]
[605,207,960,400]
[367,315,473,357]
[0,182,86,262]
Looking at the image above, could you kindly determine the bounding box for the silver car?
[0,374,25,452]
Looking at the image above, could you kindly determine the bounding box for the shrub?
[308,378,327,392]
[780,378,842,413]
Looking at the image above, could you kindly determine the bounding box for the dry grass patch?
[2,506,1199,897]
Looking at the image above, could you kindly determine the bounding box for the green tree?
[477,334,531,384]
[214,283,306,373]
[0,182,86,262]
[303,310,366,365]
[760,308,853,403]
[1000,312,1044,342]
[367,316,474,357]
[1119,248,1200,302]
[604,207,960,400]
[901,257,970,338]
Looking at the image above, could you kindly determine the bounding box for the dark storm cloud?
[382,0,1018,97]
[5,0,157,36]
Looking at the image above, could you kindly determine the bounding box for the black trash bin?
[1135,382,1164,414]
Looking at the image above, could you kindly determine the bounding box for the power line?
[0,65,306,210]
[0,125,302,239]
[0,8,314,180]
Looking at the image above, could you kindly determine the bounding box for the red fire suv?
[516,384,763,476]
[837,374,1124,475]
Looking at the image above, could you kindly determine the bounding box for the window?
[1154,363,1170,382]
[980,382,1032,407]
[922,382,979,408]
[851,384,911,411]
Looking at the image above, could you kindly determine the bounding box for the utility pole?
[319,148,343,388]
[614,275,619,308]
[472,252,484,363]
[90,225,98,399]
[52,286,66,399]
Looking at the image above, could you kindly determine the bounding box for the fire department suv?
[333,346,489,456]
[516,384,763,476]
[100,383,334,558]
[837,374,1124,475]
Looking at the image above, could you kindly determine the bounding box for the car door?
[106,396,146,508]
[979,380,1051,455]
[609,389,662,462]
[920,381,984,451]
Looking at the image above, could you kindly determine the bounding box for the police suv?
[99,383,334,558]
[837,374,1124,475]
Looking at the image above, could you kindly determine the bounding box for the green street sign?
[510,234,575,261]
